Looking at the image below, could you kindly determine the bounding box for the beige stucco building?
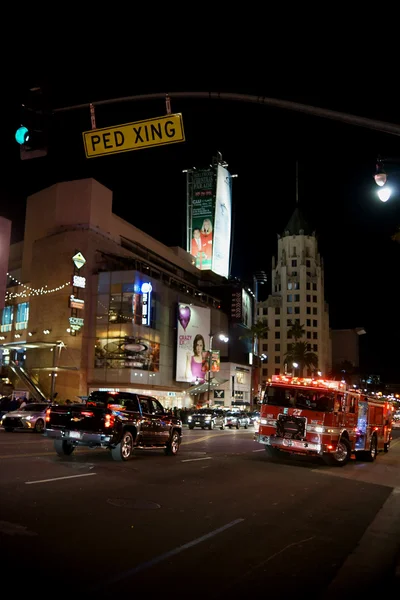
[0,178,254,407]
[257,208,332,382]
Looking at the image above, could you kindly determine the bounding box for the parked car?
[44,391,182,461]
[188,409,225,430]
[1,403,48,433]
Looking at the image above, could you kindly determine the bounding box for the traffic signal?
[15,87,49,160]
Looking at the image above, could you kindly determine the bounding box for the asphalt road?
[1,426,400,597]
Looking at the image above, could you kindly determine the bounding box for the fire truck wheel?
[365,434,378,461]
[323,437,351,466]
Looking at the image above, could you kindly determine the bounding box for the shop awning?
[187,377,229,395]
[0,341,63,350]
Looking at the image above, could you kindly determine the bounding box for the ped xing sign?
[83,113,185,158]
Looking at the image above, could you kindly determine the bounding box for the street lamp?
[373,158,400,202]
[207,333,229,407]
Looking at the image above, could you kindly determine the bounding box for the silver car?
[1,403,49,433]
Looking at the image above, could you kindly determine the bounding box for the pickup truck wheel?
[111,431,134,461]
[34,419,44,433]
[4,428,14,432]
[54,440,75,457]
[165,430,180,456]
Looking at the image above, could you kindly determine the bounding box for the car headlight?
[188,416,192,421]
[25,415,32,421]
[205,416,211,420]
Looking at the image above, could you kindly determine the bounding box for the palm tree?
[288,321,305,341]
[239,318,269,346]
[285,341,318,377]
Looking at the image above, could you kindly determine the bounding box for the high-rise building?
[257,207,332,382]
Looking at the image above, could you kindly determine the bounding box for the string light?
[5,273,71,301]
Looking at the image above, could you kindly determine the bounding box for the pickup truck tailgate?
[48,404,106,433]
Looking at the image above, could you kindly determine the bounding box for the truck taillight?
[81,411,94,418]
[45,408,51,422]
[105,414,115,428]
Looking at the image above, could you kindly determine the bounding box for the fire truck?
[254,375,393,466]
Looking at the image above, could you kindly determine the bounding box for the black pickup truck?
[44,391,182,461]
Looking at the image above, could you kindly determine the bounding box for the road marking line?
[181,457,212,463]
[98,517,245,587]
[25,473,97,485]
[252,449,265,452]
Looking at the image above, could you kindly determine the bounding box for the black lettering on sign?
[165,120,176,138]
[114,131,124,147]
[103,133,112,149]
[133,127,144,143]
[151,123,162,140]
[91,135,101,151]
[144,125,149,142]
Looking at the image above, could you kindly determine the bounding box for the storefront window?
[1,306,14,332]
[16,302,29,330]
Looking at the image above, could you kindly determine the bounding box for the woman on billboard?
[200,218,213,268]
[185,334,206,383]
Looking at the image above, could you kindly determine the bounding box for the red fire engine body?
[254,376,393,466]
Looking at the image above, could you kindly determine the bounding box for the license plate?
[69,431,81,440]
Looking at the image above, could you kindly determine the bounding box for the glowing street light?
[377,187,392,202]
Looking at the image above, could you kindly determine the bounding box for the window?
[307,343,311,351]
[293,247,296,256]
[313,307,317,315]
[306,260,311,267]
[313,320,318,327]
[313,295,317,303]
[313,332,318,339]
[294,282,300,290]
[275,355,280,364]
[306,319,311,327]
[16,302,29,330]
[263,332,268,339]
[306,283,311,290]
[275,319,280,327]
[1,306,14,332]
[275,343,280,351]
[292,259,297,267]
[313,283,317,291]
[275,307,280,315]
[292,271,297,276]
[287,282,293,290]
[294,294,300,302]
[306,307,311,315]
[295,319,300,324]
[262,367,268,376]
[294,307,300,314]
[287,331,293,339]
[287,319,292,326]
[262,343,268,351]
[287,307,293,314]
[263,308,268,315]
[274,368,280,375]
[313,344,318,352]
[287,343,292,351]
[306,331,311,339]
[275,332,280,339]
[287,294,292,302]
[306,294,311,302]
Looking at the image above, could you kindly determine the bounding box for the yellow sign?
[82,113,185,158]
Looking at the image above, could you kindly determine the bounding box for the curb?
[323,487,400,597]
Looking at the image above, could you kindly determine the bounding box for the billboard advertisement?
[176,303,211,383]
[94,336,160,371]
[212,165,232,278]
[187,158,233,278]
[188,169,215,271]
[242,289,253,329]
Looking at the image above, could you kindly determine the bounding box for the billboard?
[212,165,232,278]
[187,158,232,278]
[176,303,211,383]
[242,289,253,329]
[94,336,160,371]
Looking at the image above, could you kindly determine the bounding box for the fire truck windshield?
[262,385,335,412]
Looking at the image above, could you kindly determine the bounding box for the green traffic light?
[15,126,29,145]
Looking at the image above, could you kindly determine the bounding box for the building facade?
[257,208,332,383]
[0,179,253,408]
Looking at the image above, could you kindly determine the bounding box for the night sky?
[1,68,400,382]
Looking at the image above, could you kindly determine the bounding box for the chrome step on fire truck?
[254,376,394,466]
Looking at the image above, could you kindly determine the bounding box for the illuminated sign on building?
[69,316,84,331]
[72,252,86,270]
[72,275,86,288]
[141,282,152,326]
[69,295,85,310]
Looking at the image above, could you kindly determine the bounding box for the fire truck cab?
[254,376,393,466]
